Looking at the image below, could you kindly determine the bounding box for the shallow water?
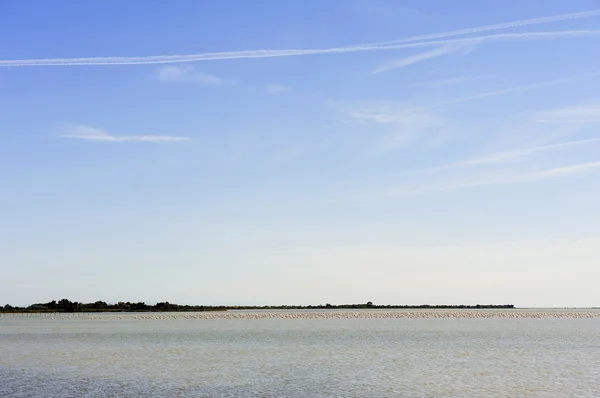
[1,310,599,397]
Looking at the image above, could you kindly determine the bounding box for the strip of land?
[0,299,514,313]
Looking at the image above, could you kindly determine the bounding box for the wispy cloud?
[265,84,290,94]
[534,103,600,124]
[2,8,599,67]
[443,138,600,169]
[350,104,447,152]
[350,104,410,124]
[341,133,600,191]
[355,9,600,47]
[344,72,600,153]
[409,74,495,87]
[397,161,600,196]
[408,71,600,113]
[60,125,190,143]
[372,29,600,73]
[509,161,600,181]
[153,65,225,85]
[372,42,473,73]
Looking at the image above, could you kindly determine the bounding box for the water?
[1,310,599,397]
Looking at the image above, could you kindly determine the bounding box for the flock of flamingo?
[31,310,600,321]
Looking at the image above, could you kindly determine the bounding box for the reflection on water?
[1,310,599,397]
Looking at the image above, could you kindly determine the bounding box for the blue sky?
[2,0,600,307]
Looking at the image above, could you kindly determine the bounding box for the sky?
[1,0,600,307]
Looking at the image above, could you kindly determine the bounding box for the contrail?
[1,12,599,67]
[372,42,472,74]
[405,69,600,113]
[2,30,599,67]
[370,26,600,73]
[350,9,600,47]
[446,137,600,168]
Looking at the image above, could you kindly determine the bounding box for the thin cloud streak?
[335,134,600,192]
[353,9,600,47]
[2,29,600,67]
[372,30,600,74]
[342,71,600,160]
[353,71,600,123]
[408,70,600,113]
[348,72,600,136]
[153,65,224,85]
[372,43,472,73]
[265,84,290,94]
[535,103,600,123]
[60,125,190,143]
[444,138,600,169]
[409,75,494,87]
[403,161,600,195]
[338,159,600,203]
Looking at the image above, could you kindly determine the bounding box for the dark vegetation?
[0,299,514,313]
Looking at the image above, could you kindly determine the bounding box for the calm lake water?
[1,310,599,397]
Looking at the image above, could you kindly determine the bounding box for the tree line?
[0,299,514,313]
[1,299,228,313]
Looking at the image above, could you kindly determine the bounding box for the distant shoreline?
[1,299,516,313]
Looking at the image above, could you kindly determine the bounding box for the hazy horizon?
[2,1,600,308]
